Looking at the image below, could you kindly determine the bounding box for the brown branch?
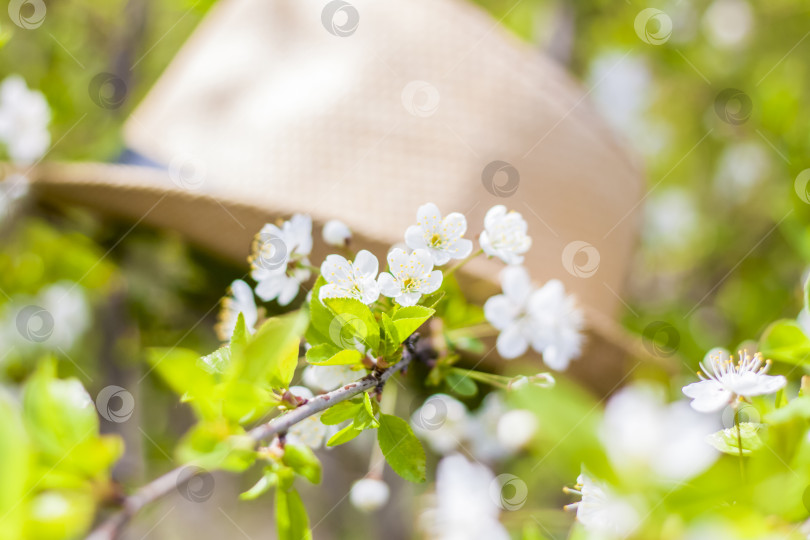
[86,354,413,540]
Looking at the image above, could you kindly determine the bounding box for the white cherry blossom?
[601,383,718,483]
[484,266,584,370]
[566,473,643,539]
[350,478,390,512]
[682,349,787,413]
[215,279,258,341]
[479,205,531,265]
[319,250,380,305]
[419,454,509,540]
[0,75,50,164]
[378,248,442,307]
[322,219,351,247]
[404,203,473,266]
[250,214,313,306]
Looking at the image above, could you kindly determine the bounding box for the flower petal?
[496,324,529,359]
[405,225,428,251]
[500,266,533,304]
[484,294,518,330]
[416,202,442,232]
[441,212,468,239]
[682,380,732,413]
[353,250,379,278]
[378,273,400,297]
[422,270,443,294]
[321,254,352,283]
[397,292,422,307]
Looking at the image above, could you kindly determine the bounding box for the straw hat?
[24,0,646,391]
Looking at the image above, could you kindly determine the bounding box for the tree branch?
[87,353,413,540]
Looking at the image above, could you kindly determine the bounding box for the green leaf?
[306,276,336,346]
[320,401,362,425]
[148,348,218,419]
[391,306,434,343]
[23,362,98,463]
[326,422,362,447]
[706,423,763,456]
[305,343,363,366]
[176,421,257,472]
[275,486,312,540]
[282,444,322,484]
[199,346,231,376]
[24,490,95,540]
[377,414,426,483]
[445,370,478,397]
[759,319,810,365]
[238,310,308,389]
[353,394,380,430]
[0,392,29,539]
[418,290,446,310]
[765,397,810,424]
[380,313,400,356]
[240,469,277,500]
[323,297,381,353]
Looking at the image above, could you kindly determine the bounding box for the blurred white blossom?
[419,454,509,540]
[302,364,358,393]
[378,248,442,307]
[479,205,531,265]
[349,478,389,512]
[250,214,313,306]
[319,250,380,305]
[496,410,538,453]
[703,0,753,48]
[484,266,584,369]
[404,203,473,266]
[286,386,328,448]
[322,219,352,247]
[215,279,258,341]
[0,174,30,223]
[0,75,50,164]
[566,473,643,539]
[600,383,718,483]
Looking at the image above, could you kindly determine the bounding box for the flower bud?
[350,478,390,512]
[322,219,352,247]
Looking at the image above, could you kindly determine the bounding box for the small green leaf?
[306,276,337,345]
[377,414,426,483]
[445,370,478,397]
[419,290,446,310]
[380,313,400,356]
[759,319,810,365]
[275,486,312,540]
[282,444,322,484]
[320,401,362,425]
[327,422,362,447]
[765,397,810,424]
[323,297,381,353]
[391,306,434,342]
[0,392,29,538]
[176,421,257,472]
[706,423,763,456]
[353,395,380,430]
[148,348,218,419]
[305,343,363,366]
[240,470,277,500]
[239,310,308,389]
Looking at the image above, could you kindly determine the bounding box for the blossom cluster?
[218,203,585,372]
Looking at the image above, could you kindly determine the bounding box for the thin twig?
[87,353,413,540]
